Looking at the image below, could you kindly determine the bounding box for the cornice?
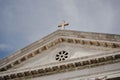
[0,30,120,72]
[1,30,120,63]
[0,53,120,80]
[0,37,120,72]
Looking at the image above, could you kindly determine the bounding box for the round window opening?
[55,51,69,61]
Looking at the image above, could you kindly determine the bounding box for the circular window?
[55,51,69,61]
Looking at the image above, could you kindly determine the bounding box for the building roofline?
[0,30,120,71]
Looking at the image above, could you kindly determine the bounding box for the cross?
[58,20,69,29]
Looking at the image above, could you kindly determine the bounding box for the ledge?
[0,53,120,80]
[0,37,120,72]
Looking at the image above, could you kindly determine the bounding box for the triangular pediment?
[0,30,120,72]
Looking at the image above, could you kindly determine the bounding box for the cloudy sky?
[0,0,120,59]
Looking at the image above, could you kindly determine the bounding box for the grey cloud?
[0,0,120,59]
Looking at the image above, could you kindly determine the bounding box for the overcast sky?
[0,0,120,59]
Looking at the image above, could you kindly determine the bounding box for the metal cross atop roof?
[58,20,69,29]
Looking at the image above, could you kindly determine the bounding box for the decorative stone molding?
[0,53,120,80]
[0,37,120,72]
[0,30,119,65]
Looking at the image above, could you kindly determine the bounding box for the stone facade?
[0,30,120,80]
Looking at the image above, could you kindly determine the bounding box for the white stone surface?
[27,62,120,80]
[11,43,114,70]
[0,30,120,80]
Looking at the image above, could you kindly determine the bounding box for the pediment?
[0,30,120,72]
